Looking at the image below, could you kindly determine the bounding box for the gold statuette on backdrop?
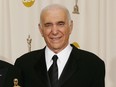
[72,42,80,48]
[22,0,35,7]
[72,0,80,14]
[27,35,32,52]
[13,78,21,87]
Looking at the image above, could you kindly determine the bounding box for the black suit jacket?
[0,60,13,87]
[7,45,105,87]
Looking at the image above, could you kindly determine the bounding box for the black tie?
[48,55,58,87]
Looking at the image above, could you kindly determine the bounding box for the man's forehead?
[44,20,65,24]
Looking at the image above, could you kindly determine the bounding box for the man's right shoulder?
[15,48,45,64]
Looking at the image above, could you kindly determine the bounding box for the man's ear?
[69,20,73,34]
[38,24,43,37]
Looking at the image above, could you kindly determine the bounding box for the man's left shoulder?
[71,45,104,64]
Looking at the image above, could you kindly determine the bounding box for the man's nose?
[51,25,58,35]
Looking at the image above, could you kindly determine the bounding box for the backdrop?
[0,0,116,87]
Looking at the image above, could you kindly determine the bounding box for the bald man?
[9,4,105,87]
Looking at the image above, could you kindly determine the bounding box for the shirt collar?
[45,44,72,63]
[57,44,72,63]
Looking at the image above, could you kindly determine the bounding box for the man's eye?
[58,23,65,26]
[44,24,52,27]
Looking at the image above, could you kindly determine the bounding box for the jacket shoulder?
[15,48,44,65]
[0,60,13,69]
[71,45,105,65]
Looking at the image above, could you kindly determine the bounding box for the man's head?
[39,4,73,53]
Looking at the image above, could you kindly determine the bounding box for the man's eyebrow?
[44,22,52,24]
[57,21,65,23]
[44,22,52,25]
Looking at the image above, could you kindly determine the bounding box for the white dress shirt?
[45,44,72,78]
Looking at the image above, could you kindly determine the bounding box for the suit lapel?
[34,48,51,87]
[59,46,80,86]
[34,45,80,87]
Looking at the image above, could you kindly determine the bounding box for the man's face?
[39,8,73,53]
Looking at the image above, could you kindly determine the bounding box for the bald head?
[40,4,71,24]
[38,4,73,53]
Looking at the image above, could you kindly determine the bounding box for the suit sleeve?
[92,60,105,87]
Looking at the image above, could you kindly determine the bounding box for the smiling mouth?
[51,37,62,42]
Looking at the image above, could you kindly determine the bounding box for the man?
[13,4,105,87]
[0,60,13,87]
